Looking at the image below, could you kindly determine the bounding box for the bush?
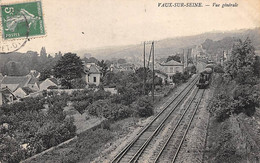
[70,90,91,102]
[71,78,86,89]
[211,92,233,122]
[132,97,153,117]
[214,64,224,73]
[0,94,77,162]
[232,84,259,116]
[88,84,97,88]
[172,72,190,84]
[73,101,90,114]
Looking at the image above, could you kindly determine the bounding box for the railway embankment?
[22,75,197,163]
[92,75,198,163]
[204,73,260,163]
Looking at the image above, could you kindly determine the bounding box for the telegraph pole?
[196,54,198,73]
[147,44,153,68]
[222,50,225,67]
[182,49,185,65]
[152,41,155,102]
[143,42,146,95]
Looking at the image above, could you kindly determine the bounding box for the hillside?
[77,28,260,60]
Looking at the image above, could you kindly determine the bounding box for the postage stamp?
[1,1,45,40]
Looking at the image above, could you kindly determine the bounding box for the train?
[196,66,213,89]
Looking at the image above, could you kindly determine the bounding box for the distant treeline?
[0,47,62,76]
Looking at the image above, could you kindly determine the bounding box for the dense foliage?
[0,48,62,76]
[211,39,260,122]
[0,95,76,163]
[54,53,84,88]
[172,71,191,84]
[166,55,181,63]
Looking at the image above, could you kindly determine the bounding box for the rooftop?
[1,76,30,87]
[21,87,34,95]
[160,60,184,66]
[48,78,59,85]
[84,63,101,74]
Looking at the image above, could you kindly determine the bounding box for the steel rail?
[171,89,205,163]
[130,87,199,163]
[153,87,200,163]
[111,75,199,163]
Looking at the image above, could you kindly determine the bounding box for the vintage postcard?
[0,0,260,163]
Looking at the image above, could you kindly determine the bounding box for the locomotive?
[196,67,213,89]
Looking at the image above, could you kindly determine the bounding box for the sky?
[1,0,260,54]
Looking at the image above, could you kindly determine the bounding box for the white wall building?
[84,63,101,86]
[159,60,184,81]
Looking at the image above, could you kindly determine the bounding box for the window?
[170,67,173,73]
[93,77,96,82]
[176,67,180,73]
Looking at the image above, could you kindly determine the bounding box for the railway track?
[111,75,200,163]
[154,89,205,163]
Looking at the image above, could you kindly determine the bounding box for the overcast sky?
[2,0,260,54]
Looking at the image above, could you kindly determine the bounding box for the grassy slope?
[205,75,260,163]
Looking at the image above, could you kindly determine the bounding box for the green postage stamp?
[1,1,45,39]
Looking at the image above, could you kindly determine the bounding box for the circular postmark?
[0,11,30,54]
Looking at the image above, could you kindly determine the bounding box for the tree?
[166,55,181,63]
[97,60,108,77]
[253,56,260,78]
[39,68,52,81]
[40,47,47,59]
[53,53,84,88]
[82,57,99,64]
[9,62,18,76]
[71,78,86,89]
[133,97,153,117]
[225,38,256,84]
[118,58,127,64]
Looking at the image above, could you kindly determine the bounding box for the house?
[28,70,40,78]
[26,75,40,91]
[159,60,184,81]
[110,63,135,73]
[0,71,40,92]
[13,87,34,98]
[0,76,31,92]
[39,78,59,91]
[0,87,16,106]
[84,63,101,86]
[154,70,168,84]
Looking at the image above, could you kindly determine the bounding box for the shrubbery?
[0,95,76,163]
[211,39,260,122]
[73,101,90,114]
[133,97,154,117]
[172,71,191,84]
[87,100,133,121]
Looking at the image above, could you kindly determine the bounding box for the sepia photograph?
[0,0,259,162]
